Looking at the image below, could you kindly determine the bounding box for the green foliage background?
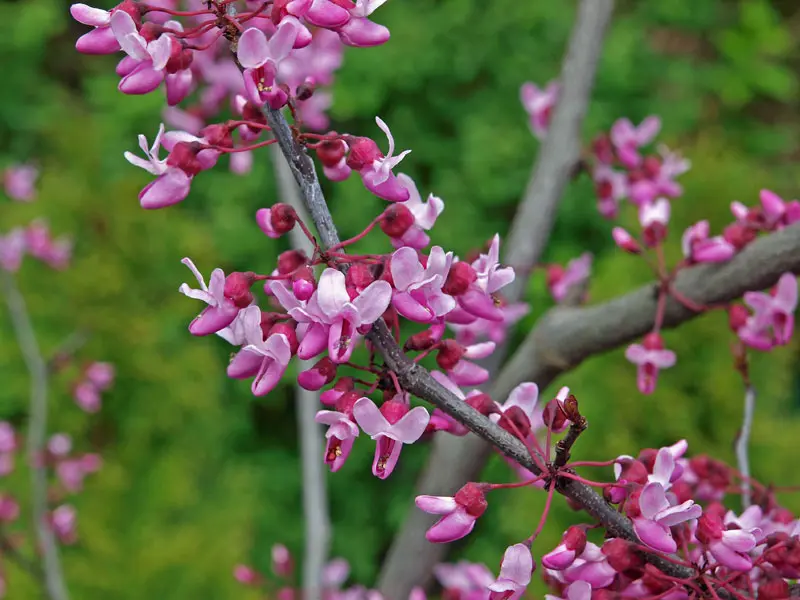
[1,0,800,597]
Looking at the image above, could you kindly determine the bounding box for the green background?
[1,0,799,597]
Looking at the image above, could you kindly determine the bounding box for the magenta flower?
[458,235,515,322]
[548,253,592,303]
[125,124,192,208]
[696,512,761,571]
[237,19,301,108]
[681,220,735,264]
[178,258,243,336]
[352,397,429,479]
[51,504,78,545]
[71,2,122,54]
[315,409,359,472]
[490,382,539,433]
[389,174,445,249]
[73,381,101,412]
[390,246,455,322]
[624,332,676,395]
[561,542,617,588]
[542,527,587,571]
[56,454,101,493]
[3,163,38,202]
[48,434,72,457]
[234,564,262,586]
[24,220,72,270]
[357,117,411,202]
[611,226,641,254]
[0,228,26,272]
[335,0,391,48]
[434,561,494,600]
[488,544,533,600]
[226,307,292,396]
[633,482,701,553]
[0,495,19,523]
[85,362,115,390]
[446,341,495,386]
[610,116,661,168]
[271,268,392,363]
[592,165,627,219]
[520,81,559,140]
[738,273,797,349]
[638,197,670,230]
[415,482,488,543]
[545,581,591,600]
[110,10,174,95]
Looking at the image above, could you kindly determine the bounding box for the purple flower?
[389,174,445,249]
[681,220,735,264]
[458,235,515,322]
[610,116,661,168]
[110,11,175,95]
[3,163,38,202]
[390,246,455,322]
[542,527,587,571]
[352,398,429,479]
[520,81,559,140]
[488,544,533,600]
[562,542,616,588]
[315,409,359,472]
[0,228,26,272]
[226,307,292,396]
[624,333,676,395]
[357,117,411,202]
[51,504,78,544]
[238,19,302,109]
[592,165,628,218]
[738,273,797,349]
[73,381,102,412]
[125,124,193,208]
[178,258,242,336]
[633,482,701,553]
[85,362,115,390]
[415,483,487,543]
[696,512,761,572]
[71,2,122,54]
[548,253,592,303]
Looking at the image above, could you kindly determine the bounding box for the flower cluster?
[0,219,72,272]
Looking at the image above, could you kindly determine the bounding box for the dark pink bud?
[277,249,307,274]
[346,263,375,292]
[316,138,347,168]
[617,458,649,485]
[165,38,193,74]
[604,481,628,504]
[592,134,614,164]
[436,339,465,370]
[404,329,438,352]
[670,481,693,504]
[242,101,268,131]
[442,262,477,296]
[546,265,564,289]
[200,123,233,149]
[465,393,496,417]
[642,332,664,351]
[612,227,641,254]
[728,304,749,331]
[541,399,567,432]
[563,526,587,555]
[271,0,290,23]
[380,204,415,238]
[115,0,142,20]
[379,400,409,425]
[335,390,362,418]
[298,357,337,391]
[723,223,757,250]
[320,376,354,407]
[345,136,382,170]
[602,538,643,575]
[296,81,315,101]
[224,272,255,308]
[757,578,790,600]
[270,322,298,355]
[233,565,262,586]
[271,543,294,578]
[292,266,316,300]
[498,405,532,438]
[642,156,661,179]
[138,22,161,42]
[166,142,204,176]
[695,513,724,545]
[642,222,667,248]
[270,203,297,235]
[277,587,295,600]
[641,564,673,594]
[454,482,488,518]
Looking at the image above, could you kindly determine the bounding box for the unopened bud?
[345,136,382,171]
[292,266,316,301]
[316,138,347,168]
[298,357,338,391]
[728,304,749,331]
[642,156,661,179]
[224,272,255,308]
[592,134,614,164]
[346,263,375,292]
[602,538,643,575]
[404,329,439,352]
[642,331,664,350]
[757,578,790,600]
[442,261,477,296]
[277,249,307,274]
[270,203,297,235]
[723,223,757,250]
[233,565,261,586]
[166,141,204,176]
[320,377,354,407]
[453,482,488,518]
[296,80,315,101]
[271,543,294,578]
[380,204,415,238]
[270,322,298,355]
[612,227,641,254]
[335,390,362,418]
[436,339,465,370]
[200,123,233,149]
[562,393,580,422]
[465,392,496,416]
[541,398,567,432]
[380,399,409,424]
[498,405,531,438]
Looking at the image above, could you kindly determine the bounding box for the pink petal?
[710,541,752,572]
[496,544,533,586]
[389,406,430,443]
[415,495,458,515]
[352,280,392,324]
[391,247,424,291]
[775,272,798,312]
[639,482,670,520]
[316,269,349,318]
[227,348,263,378]
[252,357,286,396]
[71,3,110,26]
[722,530,757,553]
[75,26,121,54]
[541,546,576,571]
[269,18,301,62]
[503,383,539,417]
[139,168,191,209]
[393,292,434,322]
[633,518,676,553]
[650,349,676,369]
[119,63,164,95]
[237,28,270,69]
[449,360,489,386]
[305,0,351,27]
[425,508,476,543]
[353,398,389,436]
[361,170,411,202]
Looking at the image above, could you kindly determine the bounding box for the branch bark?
[271,146,331,600]
[736,385,756,510]
[1,271,70,600]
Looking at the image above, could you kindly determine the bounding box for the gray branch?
[1,271,70,600]
[736,385,756,510]
[270,145,331,600]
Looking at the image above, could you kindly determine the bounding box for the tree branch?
[270,145,331,600]
[735,385,756,510]
[1,271,70,600]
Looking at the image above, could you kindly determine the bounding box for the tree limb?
[1,271,70,600]
[735,385,756,510]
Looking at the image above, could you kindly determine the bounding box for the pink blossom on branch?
[346,117,411,202]
[610,115,661,168]
[415,482,488,543]
[388,174,445,249]
[737,272,798,350]
[3,163,38,202]
[390,246,455,322]
[487,543,534,600]
[520,80,559,140]
[624,332,676,395]
[631,482,701,553]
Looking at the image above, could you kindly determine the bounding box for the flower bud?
[616,458,649,485]
[728,304,749,332]
[757,578,790,600]
[642,156,661,179]
[166,141,204,176]
[436,339,465,370]
[316,138,347,168]
[346,263,375,293]
[233,565,262,586]
[442,262,477,296]
[335,390,362,418]
[642,331,664,350]
[592,134,614,164]
[296,80,315,101]
[541,399,567,432]
[292,266,316,301]
[270,322,298,355]
[723,223,757,250]
[138,22,161,42]
[223,271,255,308]
[345,136,382,171]
[602,538,643,576]
[604,482,628,504]
[695,513,724,545]
[271,543,294,578]
[453,482,488,518]
[200,123,233,149]
[545,264,564,290]
[465,392,496,416]
[277,249,307,274]
[379,399,409,424]
[298,357,338,391]
[498,405,531,438]
[320,377,354,407]
[380,204,415,238]
[270,203,298,235]
[612,227,641,254]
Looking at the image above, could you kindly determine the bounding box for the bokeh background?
[2,0,800,597]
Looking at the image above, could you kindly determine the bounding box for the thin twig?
[270,145,331,600]
[735,385,756,509]
[554,415,588,469]
[1,271,70,600]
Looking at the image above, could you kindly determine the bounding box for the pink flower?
[449,302,529,346]
[435,562,493,600]
[315,409,359,472]
[71,2,123,54]
[85,362,115,390]
[234,564,262,586]
[624,332,676,394]
[545,581,591,600]
[3,163,38,202]
[520,81,559,140]
[738,273,797,349]
[592,165,627,218]
[633,482,701,553]
[352,397,429,479]
[335,0,391,48]
[322,557,350,590]
[562,542,616,588]
[237,19,302,108]
[490,382,540,436]
[611,227,641,254]
[48,434,73,457]
[0,228,26,272]
[270,268,392,363]
[353,117,411,202]
[109,11,173,95]
[24,220,72,269]
[51,504,78,544]
[125,124,192,208]
[457,235,515,322]
[610,116,661,168]
[73,381,101,412]
[542,527,587,571]
[0,495,19,523]
[681,220,735,264]
[390,246,455,322]
[389,174,445,249]
[696,512,761,571]
[488,544,533,600]
[548,253,592,303]
[178,258,244,336]
[56,454,101,493]
[638,197,670,247]
[415,483,488,543]
[226,307,292,396]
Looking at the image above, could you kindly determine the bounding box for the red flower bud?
[465,393,496,416]
[224,271,255,308]
[165,38,193,74]
[443,262,477,296]
[616,458,649,485]
[380,204,415,238]
[166,141,204,176]
[643,331,664,350]
[723,223,757,250]
[138,22,160,42]
[315,138,347,168]
[296,81,315,101]
[592,134,614,164]
[277,250,307,274]
[380,400,409,424]
[436,339,465,370]
[404,329,439,352]
[563,525,587,555]
[498,405,532,438]
[728,304,749,331]
[270,203,297,235]
[200,123,233,149]
[546,265,564,289]
[346,263,375,292]
[541,398,567,432]
[335,390,362,418]
[695,513,724,545]
[292,266,316,301]
[602,538,643,575]
[454,482,488,518]
[345,136,382,171]
[642,156,661,179]
[757,578,790,600]
[270,322,298,355]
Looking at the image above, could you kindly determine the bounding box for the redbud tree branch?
[736,385,756,509]
[270,146,332,600]
[379,0,615,591]
[0,271,70,600]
